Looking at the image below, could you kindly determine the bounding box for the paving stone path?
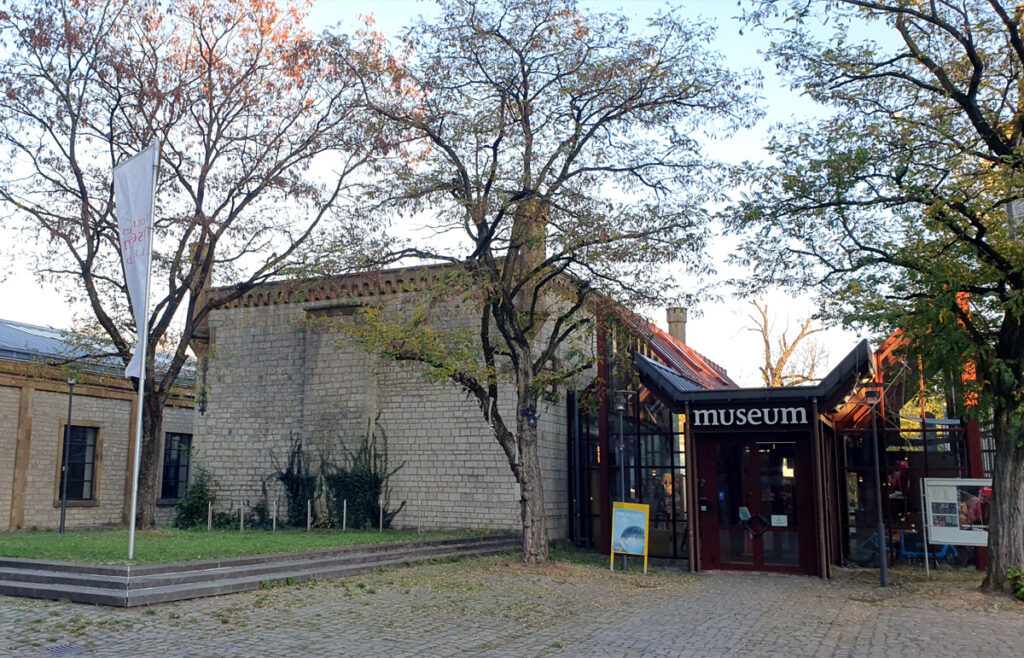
[0,557,1019,657]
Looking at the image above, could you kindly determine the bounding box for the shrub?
[323,414,405,529]
[172,467,216,529]
[1008,567,1024,601]
[272,435,318,527]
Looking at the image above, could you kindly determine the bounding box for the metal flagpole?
[127,140,159,561]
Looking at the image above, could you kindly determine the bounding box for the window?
[59,426,97,501]
[161,433,192,500]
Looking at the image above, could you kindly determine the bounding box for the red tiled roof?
[618,311,737,390]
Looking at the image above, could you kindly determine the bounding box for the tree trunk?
[982,405,1024,593]
[517,421,550,563]
[981,313,1024,593]
[133,387,166,529]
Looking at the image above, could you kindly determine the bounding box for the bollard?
[418,496,421,534]
[207,501,212,532]
[342,499,347,532]
[272,500,277,533]
[307,499,311,532]
[379,496,383,532]
[239,505,244,532]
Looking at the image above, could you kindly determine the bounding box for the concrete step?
[0,579,128,607]
[0,534,520,607]
[126,540,519,606]
[0,558,126,576]
[126,536,515,590]
[124,534,510,576]
[0,566,127,590]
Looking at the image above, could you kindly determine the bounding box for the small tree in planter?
[323,414,405,529]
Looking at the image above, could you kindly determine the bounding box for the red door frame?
[696,434,819,575]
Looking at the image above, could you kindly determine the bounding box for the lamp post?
[613,390,630,571]
[865,384,888,588]
[613,391,629,504]
[59,379,75,535]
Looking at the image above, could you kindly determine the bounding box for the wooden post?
[342,499,347,532]
[306,499,311,532]
[207,501,212,531]
[379,496,383,532]
[10,384,33,530]
[239,505,243,532]
[272,500,277,533]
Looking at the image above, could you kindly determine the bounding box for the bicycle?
[854,531,897,567]
[855,530,966,568]
[897,531,968,567]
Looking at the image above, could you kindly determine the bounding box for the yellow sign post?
[610,501,650,574]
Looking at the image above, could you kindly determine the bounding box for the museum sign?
[691,406,809,428]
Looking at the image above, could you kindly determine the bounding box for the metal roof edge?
[635,340,875,411]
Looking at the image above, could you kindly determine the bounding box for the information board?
[923,478,991,547]
[610,502,650,573]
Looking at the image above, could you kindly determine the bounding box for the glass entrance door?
[698,440,806,572]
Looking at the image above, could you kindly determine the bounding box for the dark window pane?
[59,426,97,501]
[161,433,192,500]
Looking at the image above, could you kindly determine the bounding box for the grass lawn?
[0,528,482,565]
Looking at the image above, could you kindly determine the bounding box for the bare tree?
[333,0,756,562]
[0,0,383,526]
[747,300,825,387]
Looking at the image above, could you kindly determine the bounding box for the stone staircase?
[0,534,520,607]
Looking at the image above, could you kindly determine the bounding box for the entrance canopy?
[635,340,875,413]
[636,339,874,577]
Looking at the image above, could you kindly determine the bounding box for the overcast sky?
[0,0,862,387]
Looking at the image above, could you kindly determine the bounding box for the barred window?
[60,426,97,501]
[161,433,192,500]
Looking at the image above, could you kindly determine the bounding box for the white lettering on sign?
[691,407,808,427]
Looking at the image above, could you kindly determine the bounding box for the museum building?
[570,329,990,577]
[0,263,989,579]
[188,268,742,539]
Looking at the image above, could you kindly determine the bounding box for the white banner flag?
[114,142,159,379]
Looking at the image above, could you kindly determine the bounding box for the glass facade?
[570,400,603,550]
[842,421,971,566]
[570,390,689,559]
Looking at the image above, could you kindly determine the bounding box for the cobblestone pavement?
[0,557,1020,657]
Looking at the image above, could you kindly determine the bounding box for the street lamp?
[613,390,629,504]
[612,389,631,572]
[864,383,888,588]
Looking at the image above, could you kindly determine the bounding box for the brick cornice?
[212,263,463,310]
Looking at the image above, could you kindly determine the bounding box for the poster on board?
[610,502,650,573]
[923,478,991,547]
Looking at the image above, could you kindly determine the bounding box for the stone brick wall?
[20,388,133,529]
[0,375,195,532]
[194,286,593,538]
